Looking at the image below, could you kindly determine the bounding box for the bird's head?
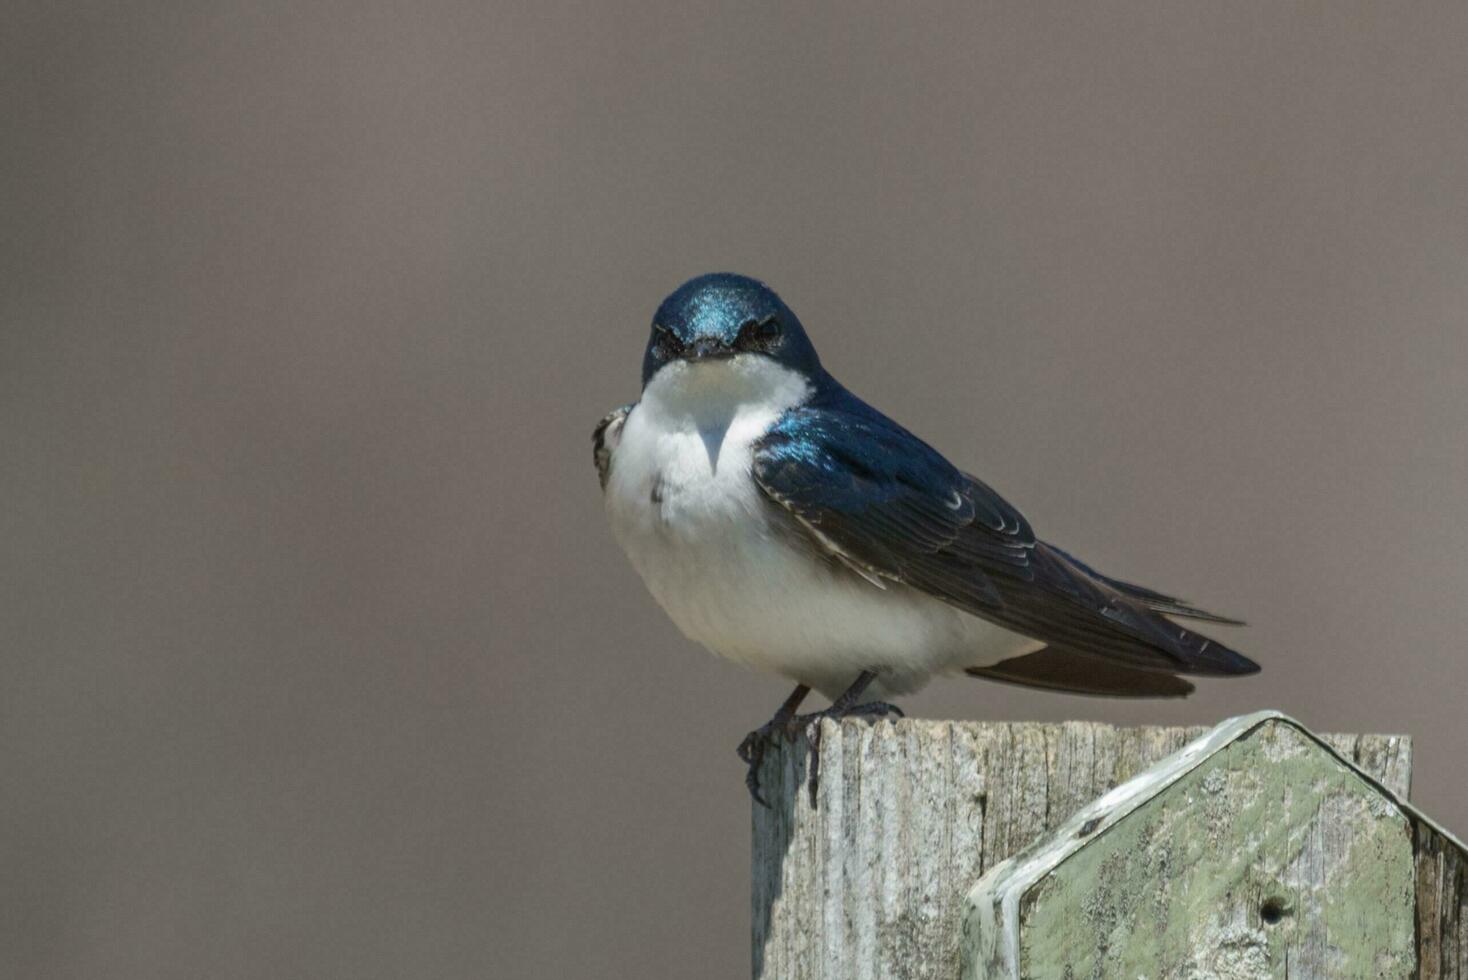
[641,273,822,388]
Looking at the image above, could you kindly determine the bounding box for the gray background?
[5,3,1467,977]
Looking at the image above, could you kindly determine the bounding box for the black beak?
[684,337,735,361]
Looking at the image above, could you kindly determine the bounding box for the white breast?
[602,356,1041,700]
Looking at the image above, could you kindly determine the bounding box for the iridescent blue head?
[641,273,823,387]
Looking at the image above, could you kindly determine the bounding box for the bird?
[594,272,1258,804]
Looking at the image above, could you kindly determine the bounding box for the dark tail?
[1015,542,1259,677]
[966,647,1195,698]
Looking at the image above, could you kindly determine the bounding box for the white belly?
[602,358,1041,700]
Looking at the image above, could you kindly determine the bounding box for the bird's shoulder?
[753,388,1032,543]
[750,387,1036,607]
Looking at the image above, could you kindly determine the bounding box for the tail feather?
[966,647,1195,698]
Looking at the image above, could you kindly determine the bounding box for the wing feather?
[752,393,1258,677]
[592,404,633,490]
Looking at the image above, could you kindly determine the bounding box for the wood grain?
[1417,820,1468,980]
[967,718,1416,979]
[751,718,1413,980]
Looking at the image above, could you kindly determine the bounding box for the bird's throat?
[640,357,812,475]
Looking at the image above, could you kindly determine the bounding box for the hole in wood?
[1260,897,1289,925]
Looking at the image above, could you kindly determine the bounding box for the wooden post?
[963,712,1468,979]
[751,715,1416,979]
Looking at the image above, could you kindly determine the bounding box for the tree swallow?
[595,273,1258,803]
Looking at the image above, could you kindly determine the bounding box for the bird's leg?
[737,683,811,808]
[790,669,905,725]
[791,670,905,807]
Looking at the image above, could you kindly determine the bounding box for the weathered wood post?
[751,712,1462,978]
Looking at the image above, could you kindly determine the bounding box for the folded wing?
[752,394,1259,683]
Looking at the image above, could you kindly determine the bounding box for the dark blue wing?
[751,398,1036,613]
[753,390,1259,678]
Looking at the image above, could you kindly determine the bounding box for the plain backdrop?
[5,3,1467,978]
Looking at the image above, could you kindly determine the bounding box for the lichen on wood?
[993,719,1416,979]
[751,715,1414,980]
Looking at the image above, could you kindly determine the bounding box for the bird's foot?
[790,700,906,729]
[739,683,813,808]
[737,718,799,809]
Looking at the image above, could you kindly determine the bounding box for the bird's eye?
[650,323,681,358]
[738,316,782,348]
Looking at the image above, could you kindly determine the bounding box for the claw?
[737,719,792,809]
[746,763,770,809]
[739,683,812,808]
[738,674,902,809]
[843,700,904,721]
[788,699,904,729]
